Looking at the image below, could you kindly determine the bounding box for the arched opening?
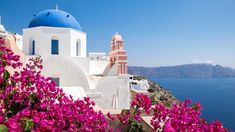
[76,39,81,56]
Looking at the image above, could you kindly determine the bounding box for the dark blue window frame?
[51,39,59,54]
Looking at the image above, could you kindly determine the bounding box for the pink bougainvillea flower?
[107,112,115,120]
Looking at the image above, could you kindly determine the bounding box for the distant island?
[129,64,235,78]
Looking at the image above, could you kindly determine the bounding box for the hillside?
[128,64,235,78]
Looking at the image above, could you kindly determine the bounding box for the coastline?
[149,77,235,130]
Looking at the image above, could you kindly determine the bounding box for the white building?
[21,8,130,109]
[0,17,7,38]
[129,75,150,90]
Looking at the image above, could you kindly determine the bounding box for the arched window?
[29,40,35,55]
[51,39,59,54]
[76,39,81,56]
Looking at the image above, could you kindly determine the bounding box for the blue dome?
[28,9,82,31]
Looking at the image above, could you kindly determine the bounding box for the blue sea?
[149,77,235,131]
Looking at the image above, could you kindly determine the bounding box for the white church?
[0,8,130,109]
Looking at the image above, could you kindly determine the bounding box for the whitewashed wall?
[86,75,130,109]
[23,27,86,58]
[70,30,86,57]
[89,60,109,75]
[42,56,90,90]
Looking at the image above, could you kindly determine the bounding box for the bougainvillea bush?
[0,39,108,131]
[117,94,229,132]
[151,100,229,132]
[0,38,230,132]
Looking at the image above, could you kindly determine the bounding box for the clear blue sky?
[1,0,235,68]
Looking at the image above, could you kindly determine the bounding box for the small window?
[51,78,60,86]
[32,40,35,55]
[51,39,59,54]
[29,40,35,55]
[76,42,79,56]
[76,40,81,56]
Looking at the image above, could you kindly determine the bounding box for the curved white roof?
[0,24,5,32]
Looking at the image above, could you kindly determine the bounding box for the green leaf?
[26,77,32,86]
[11,80,16,87]
[21,118,34,132]
[3,71,10,80]
[6,111,13,118]
[0,124,8,132]
[9,102,21,115]
[0,71,10,91]
[0,81,7,90]
[28,93,39,104]
[2,61,7,67]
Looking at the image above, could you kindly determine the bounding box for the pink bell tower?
[109,32,128,75]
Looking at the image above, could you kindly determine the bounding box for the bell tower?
[109,33,128,75]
